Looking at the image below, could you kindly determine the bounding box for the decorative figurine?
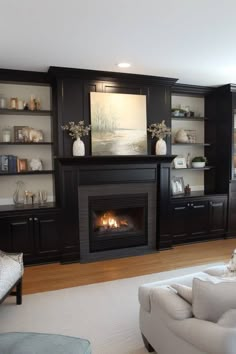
[184,184,191,195]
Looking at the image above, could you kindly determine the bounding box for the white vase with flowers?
[147,120,171,155]
[61,121,91,156]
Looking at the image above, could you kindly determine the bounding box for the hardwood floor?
[23,239,236,294]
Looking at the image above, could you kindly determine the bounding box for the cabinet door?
[229,182,236,235]
[171,202,189,244]
[33,213,60,259]
[9,216,34,259]
[189,200,208,240]
[0,217,12,252]
[209,198,227,235]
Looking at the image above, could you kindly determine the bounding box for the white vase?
[73,137,85,156]
[155,138,167,155]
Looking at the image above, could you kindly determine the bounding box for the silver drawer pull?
[193,205,205,209]
[174,207,186,210]
[210,202,223,207]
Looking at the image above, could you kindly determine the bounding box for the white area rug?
[0,263,223,354]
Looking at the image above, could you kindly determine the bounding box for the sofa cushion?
[150,287,193,320]
[171,284,192,304]
[138,271,209,313]
[192,275,236,322]
[0,250,23,300]
[218,309,236,328]
[204,265,227,277]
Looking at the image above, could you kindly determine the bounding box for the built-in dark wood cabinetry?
[0,206,61,264]
[0,68,235,265]
[205,84,236,237]
[171,195,227,245]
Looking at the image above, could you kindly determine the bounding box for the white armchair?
[0,250,24,305]
[139,266,236,354]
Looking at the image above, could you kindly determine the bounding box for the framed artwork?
[171,176,185,195]
[90,92,147,155]
[14,126,27,142]
[173,157,187,169]
[18,159,28,172]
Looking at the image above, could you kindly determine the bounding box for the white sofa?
[139,266,236,354]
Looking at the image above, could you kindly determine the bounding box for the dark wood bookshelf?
[0,109,52,116]
[0,202,57,213]
[172,166,214,171]
[0,142,53,145]
[171,191,226,199]
[172,143,211,146]
[171,116,207,121]
[0,170,54,176]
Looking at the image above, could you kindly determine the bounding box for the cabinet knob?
[187,203,190,207]
[29,217,33,221]
[34,217,38,221]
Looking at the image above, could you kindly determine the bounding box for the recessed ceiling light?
[117,62,131,68]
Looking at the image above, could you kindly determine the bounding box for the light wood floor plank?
[23,239,236,294]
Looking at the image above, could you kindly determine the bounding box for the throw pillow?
[171,284,192,304]
[192,275,236,322]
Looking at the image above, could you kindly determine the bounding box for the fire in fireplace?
[89,194,148,252]
[95,211,130,232]
[93,208,143,235]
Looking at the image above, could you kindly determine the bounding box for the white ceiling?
[1,0,236,86]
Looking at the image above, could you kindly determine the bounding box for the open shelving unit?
[0,81,55,206]
[171,92,214,196]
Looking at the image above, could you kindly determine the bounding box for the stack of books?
[0,155,19,173]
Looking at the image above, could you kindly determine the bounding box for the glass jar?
[2,127,11,142]
[0,95,7,109]
[13,181,25,206]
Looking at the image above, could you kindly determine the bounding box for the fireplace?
[58,155,174,263]
[89,194,147,252]
[78,183,157,262]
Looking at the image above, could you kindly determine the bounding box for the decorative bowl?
[192,162,205,168]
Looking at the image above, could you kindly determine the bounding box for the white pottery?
[73,137,85,156]
[192,161,205,168]
[29,158,43,171]
[155,138,167,155]
[175,129,189,143]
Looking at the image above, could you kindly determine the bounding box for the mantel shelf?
[56,155,177,165]
[0,109,52,116]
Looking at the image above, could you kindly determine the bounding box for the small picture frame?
[18,159,28,172]
[173,157,187,169]
[171,176,185,195]
[14,126,27,143]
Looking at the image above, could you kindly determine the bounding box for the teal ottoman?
[0,332,91,354]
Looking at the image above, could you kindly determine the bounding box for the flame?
[98,212,128,230]
[101,212,119,229]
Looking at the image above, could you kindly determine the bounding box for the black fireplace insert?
[89,194,148,252]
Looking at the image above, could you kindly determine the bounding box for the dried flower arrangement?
[147,120,171,139]
[61,121,91,139]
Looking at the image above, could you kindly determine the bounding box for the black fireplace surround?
[58,155,174,263]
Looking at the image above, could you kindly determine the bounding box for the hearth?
[89,194,147,252]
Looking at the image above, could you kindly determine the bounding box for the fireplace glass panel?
[93,207,144,237]
[89,194,148,252]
